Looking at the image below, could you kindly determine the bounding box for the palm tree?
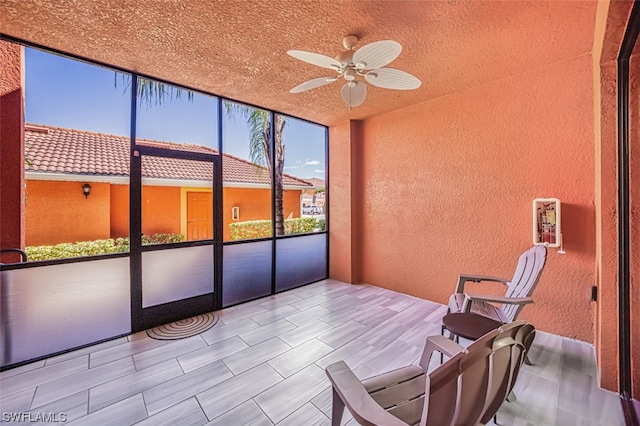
[225,103,287,236]
[117,74,288,236]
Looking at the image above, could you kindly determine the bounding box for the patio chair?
[448,245,547,326]
[325,321,535,426]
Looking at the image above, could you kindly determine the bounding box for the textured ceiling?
[0,0,598,126]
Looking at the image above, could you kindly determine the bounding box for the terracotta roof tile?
[24,124,311,187]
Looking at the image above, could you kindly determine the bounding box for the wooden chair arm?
[418,335,465,369]
[455,274,510,293]
[325,361,407,426]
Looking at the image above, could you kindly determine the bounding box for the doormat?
[146,312,218,340]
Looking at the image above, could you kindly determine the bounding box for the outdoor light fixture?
[82,183,91,198]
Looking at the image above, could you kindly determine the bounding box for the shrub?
[229,220,273,240]
[142,233,185,245]
[25,233,184,261]
[229,217,319,240]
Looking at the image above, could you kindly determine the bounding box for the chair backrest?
[424,321,534,426]
[503,245,547,321]
[480,321,535,424]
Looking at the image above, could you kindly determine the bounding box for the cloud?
[284,166,300,170]
[305,160,320,166]
[314,169,324,174]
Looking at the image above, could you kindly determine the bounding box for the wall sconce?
[82,183,92,199]
[232,206,239,221]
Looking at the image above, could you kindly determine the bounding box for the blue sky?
[25,47,326,180]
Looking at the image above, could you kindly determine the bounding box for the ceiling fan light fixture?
[344,68,356,81]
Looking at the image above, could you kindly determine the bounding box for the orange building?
[24,124,311,244]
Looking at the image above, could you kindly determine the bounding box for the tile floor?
[0,279,626,425]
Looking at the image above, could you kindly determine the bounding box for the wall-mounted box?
[533,198,561,248]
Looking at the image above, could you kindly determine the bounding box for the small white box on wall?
[533,198,561,248]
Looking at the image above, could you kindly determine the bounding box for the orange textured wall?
[141,186,181,236]
[0,41,25,262]
[110,184,129,238]
[592,0,636,392]
[329,121,363,283]
[222,187,301,241]
[332,54,596,342]
[25,180,111,246]
[108,185,182,238]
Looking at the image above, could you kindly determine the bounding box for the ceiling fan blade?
[287,50,343,70]
[290,77,338,93]
[341,81,367,107]
[352,40,402,70]
[365,68,421,90]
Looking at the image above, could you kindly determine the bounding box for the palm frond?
[114,73,194,107]
[224,101,270,168]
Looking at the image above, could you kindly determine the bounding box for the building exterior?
[24,124,311,244]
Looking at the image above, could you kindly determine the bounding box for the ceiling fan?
[287,35,421,108]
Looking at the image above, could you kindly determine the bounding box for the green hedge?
[26,233,185,261]
[229,217,321,240]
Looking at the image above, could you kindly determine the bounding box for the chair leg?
[331,387,345,426]
[524,354,533,365]
[506,390,517,403]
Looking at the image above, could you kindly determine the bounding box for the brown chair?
[325,321,535,426]
[448,245,547,325]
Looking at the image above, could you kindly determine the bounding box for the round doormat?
[146,312,218,340]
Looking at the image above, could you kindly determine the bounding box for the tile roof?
[24,124,311,187]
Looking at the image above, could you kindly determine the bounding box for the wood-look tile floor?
[0,279,626,425]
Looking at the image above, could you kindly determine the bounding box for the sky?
[25,47,326,180]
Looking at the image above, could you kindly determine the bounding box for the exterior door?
[187,191,213,241]
[131,146,222,331]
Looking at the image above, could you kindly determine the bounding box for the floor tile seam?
[195,364,286,422]
[251,396,278,425]
[218,351,292,378]
[89,341,170,369]
[275,402,329,426]
[138,363,228,414]
[253,376,327,424]
[30,357,137,412]
[178,338,251,371]
[308,398,333,424]
[0,355,91,395]
[190,393,209,423]
[132,338,208,371]
[518,365,561,385]
[42,338,130,367]
[238,327,297,348]
[0,362,46,381]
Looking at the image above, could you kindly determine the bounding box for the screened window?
[23,48,131,262]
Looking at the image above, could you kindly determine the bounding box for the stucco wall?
[110,184,182,238]
[0,41,24,262]
[110,184,129,238]
[222,187,302,241]
[25,180,111,245]
[331,54,597,342]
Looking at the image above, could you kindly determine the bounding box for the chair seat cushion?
[448,293,509,323]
